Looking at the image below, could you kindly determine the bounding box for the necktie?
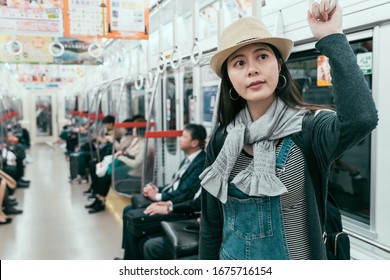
[163,158,190,192]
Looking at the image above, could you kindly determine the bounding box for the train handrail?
[344,229,390,257]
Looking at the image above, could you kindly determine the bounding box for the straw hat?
[210,16,294,78]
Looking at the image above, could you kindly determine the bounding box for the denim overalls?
[220,136,293,260]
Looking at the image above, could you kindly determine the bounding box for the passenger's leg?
[143,236,173,260]
[121,204,134,250]
[88,174,111,214]
[0,180,11,223]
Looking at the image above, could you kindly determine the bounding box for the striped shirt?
[228,140,311,259]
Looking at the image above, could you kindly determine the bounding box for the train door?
[30,92,58,143]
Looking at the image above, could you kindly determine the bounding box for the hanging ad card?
[1,0,63,9]
[108,0,149,39]
[63,0,105,38]
[64,0,149,40]
[0,6,63,37]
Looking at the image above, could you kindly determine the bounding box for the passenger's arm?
[199,128,225,260]
[307,3,378,167]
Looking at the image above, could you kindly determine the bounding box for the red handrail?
[144,130,183,139]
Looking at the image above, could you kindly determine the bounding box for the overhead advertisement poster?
[0,5,63,37]
[63,0,149,40]
[0,35,53,63]
[0,0,63,8]
[0,35,103,64]
[53,37,103,65]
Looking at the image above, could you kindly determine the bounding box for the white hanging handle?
[88,39,103,58]
[190,38,203,65]
[309,0,338,12]
[134,73,144,90]
[170,46,182,69]
[329,0,338,12]
[6,37,23,56]
[145,71,155,89]
[48,38,65,57]
[157,52,167,74]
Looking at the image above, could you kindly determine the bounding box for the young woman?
[199,1,378,259]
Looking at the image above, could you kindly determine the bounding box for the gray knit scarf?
[200,98,308,203]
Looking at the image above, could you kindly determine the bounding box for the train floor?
[0,142,131,260]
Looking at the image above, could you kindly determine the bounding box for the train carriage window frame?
[287,36,374,226]
[200,64,220,127]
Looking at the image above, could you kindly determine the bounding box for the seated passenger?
[86,116,146,213]
[75,115,118,183]
[112,115,146,194]
[143,191,201,260]
[0,169,23,219]
[116,123,207,260]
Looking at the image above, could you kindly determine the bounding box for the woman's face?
[227,43,280,106]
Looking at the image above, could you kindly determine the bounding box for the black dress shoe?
[17,181,29,188]
[83,188,93,194]
[88,200,105,214]
[3,206,23,215]
[85,199,98,209]
[8,200,18,206]
[87,193,96,200]
[0,217,12,225]
[19,179,30,184]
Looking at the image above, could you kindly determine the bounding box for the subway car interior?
[1,0,390,260]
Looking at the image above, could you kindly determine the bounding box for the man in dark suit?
[117,123,207,260]
[142,191,201,260]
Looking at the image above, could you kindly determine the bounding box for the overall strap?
[275,136,293,170]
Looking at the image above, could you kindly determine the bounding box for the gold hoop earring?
[276,75,287,89]
[229,88,239,101]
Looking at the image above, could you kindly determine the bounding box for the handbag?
[161,219,200,259]
[303,113,350,260]
[131,193,154,209]
[95,155,112,177]
[124,208,198,238]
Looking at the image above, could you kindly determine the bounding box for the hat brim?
[210,37,294,78]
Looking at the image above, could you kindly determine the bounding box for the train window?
[200,64,219,126]
[287,38,373,225]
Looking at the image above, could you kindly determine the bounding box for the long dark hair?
[216,43,328,129]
